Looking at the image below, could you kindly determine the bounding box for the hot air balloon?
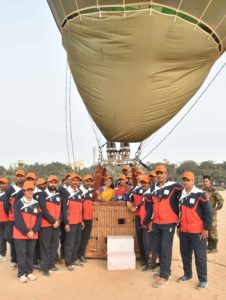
[47,0,226,143]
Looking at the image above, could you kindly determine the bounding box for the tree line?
[0,160,225,187]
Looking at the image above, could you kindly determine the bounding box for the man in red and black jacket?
[138,175,152,271]
[13,181,41,283]
[0,177,9,261]
[127,169,147,264]
[62,174,84,271]
[140,174,159,272]
[177,172,212,289]
[78,174,94,262]
[38,175,62,276]
[143,165,182,288]
[4,169,25,269]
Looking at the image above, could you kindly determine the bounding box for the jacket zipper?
[185,203,188,232]
[54,200,56,222]
[157,200,160,222]
[29,213,32,236]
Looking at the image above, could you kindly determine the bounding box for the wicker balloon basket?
[85,201,139,258]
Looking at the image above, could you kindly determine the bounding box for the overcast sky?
[0,1,226,168]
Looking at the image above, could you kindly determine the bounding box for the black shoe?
[197,281,208,289]
[140,260,146,266]
[50,266,60,272]
[207,249,217,253]
[57,258,64,265]
[33,264,41,270]
[60,255,64,260]
[42,271,50,277]
[79,256,87,263]
[177,275,192,283]
[150,265,158,272]
[156,262,160,267]
[141,266,152,272]
[73,262,84,268]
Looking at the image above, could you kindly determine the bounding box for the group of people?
[0,165,224,289]
[0,170,94,283]
[124,165,223,289]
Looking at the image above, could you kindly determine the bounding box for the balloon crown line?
[57,3,223,51]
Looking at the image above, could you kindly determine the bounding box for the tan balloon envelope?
[47,0,226,142]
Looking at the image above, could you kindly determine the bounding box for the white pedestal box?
[107,236,136,270]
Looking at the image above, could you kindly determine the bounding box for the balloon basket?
[85,201,140,258]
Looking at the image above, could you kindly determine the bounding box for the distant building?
[10,160,28,169]
[68,161,89,171]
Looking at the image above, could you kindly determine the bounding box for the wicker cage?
[85,201,139,258]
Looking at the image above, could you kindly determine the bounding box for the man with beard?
[38,175,62,276]
[78,175,94,263]
[203,175,224,253]
[63,174,84,271]
[4,169,25,269]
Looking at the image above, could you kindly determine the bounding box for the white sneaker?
[9,262,16,269]
[27,274,36,281]
[0,255,7,262]
[19,275,27,283]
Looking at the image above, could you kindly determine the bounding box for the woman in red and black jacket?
[177,172,212,289]
[13,181,41,283]
[0,177,9,261]
[62,174,84,271]
[78,175,94,262]
[38,175,62,276]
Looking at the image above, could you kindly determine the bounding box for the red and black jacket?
[39,189,62,228]
[143,181,182,225]
[81,187,93,220]
[178,186,212,234]
[129,186,146,216]
[0,191,8,222]
[13,197,41,239]
[140,194,151,226]
[62,186,83,225]
[113,185,130,202]
[139,185,156,225]
[4,185,23,222]
[33,188,43,201]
